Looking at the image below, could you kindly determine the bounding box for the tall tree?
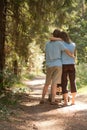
[0,0,7,90]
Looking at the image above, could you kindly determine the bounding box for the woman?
[60,31,77,105]
[51,31,77,106]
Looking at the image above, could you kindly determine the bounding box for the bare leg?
[51,84,57,102]
[71,92,76,105]
[40,85,49,102]
[63,93,68,106]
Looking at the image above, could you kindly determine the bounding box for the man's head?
[52,29,61,38]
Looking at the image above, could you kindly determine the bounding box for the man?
[40,29,74,105]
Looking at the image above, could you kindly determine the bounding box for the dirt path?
[0,75,87,130]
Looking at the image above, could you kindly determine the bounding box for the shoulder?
[71,42,76,47]
[55,41,64,44]
[65,42,76,47]
[58,41,66,46]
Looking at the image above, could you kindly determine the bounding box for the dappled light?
[0,76,87,130]
[0,0,87,129]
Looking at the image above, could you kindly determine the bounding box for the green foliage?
[0,104,10,119]
[76,63,87,89]
[0,0,87,92]
[0,68,21,90]
[22,72,36,80]
[69,20,87,63]
[23,41,45,75]
[0,92,18,119]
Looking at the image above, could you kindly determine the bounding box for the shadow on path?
[0,75,87,130]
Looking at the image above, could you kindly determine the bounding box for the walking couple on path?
[40,29,77,106]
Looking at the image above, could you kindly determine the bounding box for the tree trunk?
[0,0,7,90]
[13,60,18,76]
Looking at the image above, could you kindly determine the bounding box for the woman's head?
[60,31,71,44]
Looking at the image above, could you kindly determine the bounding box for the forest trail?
[0,75,87,130]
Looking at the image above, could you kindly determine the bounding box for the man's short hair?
[52,29,61,38]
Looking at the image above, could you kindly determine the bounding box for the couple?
[40,29,77,106]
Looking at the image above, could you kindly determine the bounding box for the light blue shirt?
[46,41,66,67]
[62,42,76,64]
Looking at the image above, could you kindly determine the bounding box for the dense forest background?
[0,0,87,93]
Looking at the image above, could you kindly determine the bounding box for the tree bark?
[0,0,7,90]
[13,60,18,76]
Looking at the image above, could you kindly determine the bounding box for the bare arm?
[50,37,62,41]
[64,49,75,58]
[50,36,74,58]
